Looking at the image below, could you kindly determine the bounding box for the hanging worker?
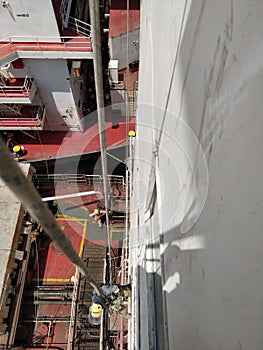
[91,283,132,318]
[88,302,103,326]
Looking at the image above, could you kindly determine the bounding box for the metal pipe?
[36,285,73,290]
[32,300,72,305]
[33,296,71,301]
[89,0,112,286]
[0,136,108,309]
[33,291,73,297]
[42,190,97,202]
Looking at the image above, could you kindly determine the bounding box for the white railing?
[67,16,92,37]
[0,76,33,96]
[60,0,91,37]
[0,36,92,52]
[32,173,126,189]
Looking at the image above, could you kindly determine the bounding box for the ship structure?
[1,0,263,350]
[0,0,139,349]
[128,1,263,350]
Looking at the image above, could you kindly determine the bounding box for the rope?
[88,0,112,289]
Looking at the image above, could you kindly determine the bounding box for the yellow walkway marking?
[34,217,87,283]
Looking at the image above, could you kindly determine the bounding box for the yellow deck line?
[78,218,87,257]
[110,228,125,233]
[35,217,87,282]
[32,278,71,282]
[56,214,86,225]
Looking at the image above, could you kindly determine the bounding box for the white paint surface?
[0,0,60,40]
[130,0,263,349]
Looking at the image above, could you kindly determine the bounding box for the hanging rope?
[88,0,112,287]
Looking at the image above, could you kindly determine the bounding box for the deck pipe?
[0,135,108,310]
[33,291,73,298]
[32,300,72,305]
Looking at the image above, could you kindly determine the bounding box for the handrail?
[32,173,125,187]
[0,76,33,95]
[0,35,88,42]
[0,105,45,126]
[67,16,92,37]
[32,174,126,200]
[0,118,43,127]
[0,36,92,52]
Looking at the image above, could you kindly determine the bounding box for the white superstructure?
[0,0,92,131]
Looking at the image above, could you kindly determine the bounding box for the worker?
[89,207,113,228]
[12,144,27,159]
[88,302,103,326]
[91,283,132,318]
[89,208,106,228]
[92,283,120,305]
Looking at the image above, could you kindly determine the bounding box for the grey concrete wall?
[130,1,263,349]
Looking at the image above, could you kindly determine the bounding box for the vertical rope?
[89,0,112,286]
[124,0,130,279]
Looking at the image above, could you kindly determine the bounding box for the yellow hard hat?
[13,145,21,153]
[90,303,102,318]
[128,130,136,137]
[94,208,100,215]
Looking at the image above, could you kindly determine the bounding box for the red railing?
[0,36,92,56]
[0,105,45,128]
[0,76,33,96]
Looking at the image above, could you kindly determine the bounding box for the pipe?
[33,291,73,298]
[36,285,74,290]
[32,300,72,305]
[0,136,108,309]
[42,190,97,202]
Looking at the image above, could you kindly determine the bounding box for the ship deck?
[17,179,127,349]
[3,116,135,161]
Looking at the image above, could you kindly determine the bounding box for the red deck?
[37,216,85,283]
[11,116,135,160]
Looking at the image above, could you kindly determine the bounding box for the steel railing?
[67,16,92,37]
[0,36,92,52]
[33,173,125,191]
[0,76,33,96]
[0,105,45,127]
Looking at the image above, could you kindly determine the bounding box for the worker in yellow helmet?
[88,302,102,325]
[12,144,27,158]
[89,208,106,228]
